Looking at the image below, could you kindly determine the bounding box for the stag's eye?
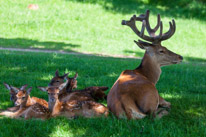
[22,97,25,99]
[56,80,60,83]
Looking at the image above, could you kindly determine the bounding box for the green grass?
[0,0,206,136]
[0,50,205,136]
[0,0,206,60]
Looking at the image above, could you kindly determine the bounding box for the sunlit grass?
[0,0,206,60]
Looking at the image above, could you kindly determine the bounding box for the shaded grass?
[0,0,206,60]
[0,50,205,136]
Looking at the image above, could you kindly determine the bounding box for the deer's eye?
[22,97,25,99]
[56,80,60,83]
[159,50,164,54]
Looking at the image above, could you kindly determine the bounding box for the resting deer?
[39,79,109,118]
[2,83,28,112]
[0,86,48,118]
[107,10,183,119]
[49,70,108,101]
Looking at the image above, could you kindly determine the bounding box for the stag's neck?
[136,53,161,84]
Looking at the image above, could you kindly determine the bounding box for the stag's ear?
[55,70,59,77]
[74,72,78,80]
[38,87,48,92]
[59,80,68,91]
[3,83,11,90]
[63,73,69,80]
[134,40,152,50]
[10,86,19,93]
[26,87,32,95]
[20,84,28,91]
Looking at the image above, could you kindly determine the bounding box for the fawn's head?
[48,70,69,87]
[10,85,32,106]
[39,80,68,103]
[122,10,183,66]
[48,70,78,91]
[3,83,22,102]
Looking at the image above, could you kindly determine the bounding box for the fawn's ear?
[26,87,32,95]
[74,72,78,80]
[20,84,28,91]
[38,87,48,92]
[63,73,69,80]
[55,70,59,77]
[3,83,11,90]
[59,80,68,91]
[10,86,19,93]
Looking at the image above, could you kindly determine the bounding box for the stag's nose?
[179,55,183,60]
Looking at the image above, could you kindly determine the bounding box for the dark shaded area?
[0,37,80,51]
[184,56,206,63]
[0,47,205,136]
[68,0,206,21]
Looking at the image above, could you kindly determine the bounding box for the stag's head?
[122,10,183,66]
[10,85,32,106]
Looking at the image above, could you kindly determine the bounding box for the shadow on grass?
[0,50,205,136]
[69,0,206,21]
[0,37,80,51]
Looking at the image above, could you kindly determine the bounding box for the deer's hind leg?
[158,95,171,109]
[121,98,146,120]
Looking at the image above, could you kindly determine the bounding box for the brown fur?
[0,87,48,119]
[107,10,183,119]
[39,81,109,119]
[49,70,108,101]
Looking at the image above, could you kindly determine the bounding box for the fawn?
[49,70,108,101]
[0,86,48,119]
[2,83,28,112]
[39,79,109,118]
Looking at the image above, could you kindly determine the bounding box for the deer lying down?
[38,80,109,119]
[2,83,28,112]
[48,70,108,101]
[0,86,48,119]
[107,10,183,119]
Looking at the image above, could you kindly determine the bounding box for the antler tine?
[140,20,146,37]
[152,14,161,32]
[161,19,176,41]
[122,10,177,43]
[144,10,154,36]
[154,21,163,43]
[122,11,154,42]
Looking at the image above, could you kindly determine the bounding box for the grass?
[0,0,206,60]
[0,0,206,136]
[0,50,205,136]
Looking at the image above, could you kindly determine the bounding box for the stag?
[107,10,183,119]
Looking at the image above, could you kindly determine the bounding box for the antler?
[122,10,176,44]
